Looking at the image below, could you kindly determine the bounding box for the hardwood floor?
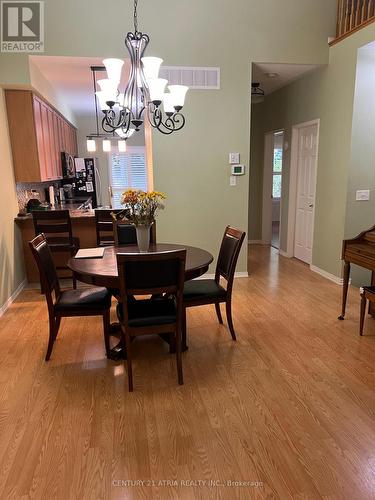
[1,245,375,499]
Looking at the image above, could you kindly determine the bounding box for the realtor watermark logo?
[1,1,44,52]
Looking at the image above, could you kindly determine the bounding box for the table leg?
[107,326,188,360]
[107,323,126,360]
[338,261,350,320]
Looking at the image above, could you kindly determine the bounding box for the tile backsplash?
[16,181,61,212]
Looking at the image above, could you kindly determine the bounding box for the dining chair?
[95,209,121,246]
[32,209,79,289]
[182,226,246,348]
[116,249,186,391]
[29,234,112,361]
[113,220,156,246]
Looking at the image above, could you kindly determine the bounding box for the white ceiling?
[30,55,130,116]
[252,63,321,96]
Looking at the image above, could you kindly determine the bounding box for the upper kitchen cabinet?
[5,90,78,183]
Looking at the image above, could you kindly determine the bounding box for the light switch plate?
[356,190,370,201]
[229,153,240,165]
[230,176,237,186]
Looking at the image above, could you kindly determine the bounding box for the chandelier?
[87,0,188,153]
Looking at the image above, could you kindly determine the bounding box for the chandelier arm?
[146,106,186,134]
[102,109,132,134]
[171,112,186,130]
[146,105,162,129]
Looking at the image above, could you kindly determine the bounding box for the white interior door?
[294,124,318,264]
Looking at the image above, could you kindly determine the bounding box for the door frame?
[261,129,284,245]
[285,119,320,259]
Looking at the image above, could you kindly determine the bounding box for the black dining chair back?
[114,220,156,246]
[182,226,246,348]
[95,209,121,246]
[116,250,186,391]
[29,233,61,308]
[32,209,79,288]
[215,226,246,288]
[29,233,112,361]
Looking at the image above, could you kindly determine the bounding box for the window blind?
[109,147,147,208]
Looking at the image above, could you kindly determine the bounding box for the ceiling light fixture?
[251,83,265,104]
[98,0,188,137]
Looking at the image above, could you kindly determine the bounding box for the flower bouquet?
[113,189,166,251]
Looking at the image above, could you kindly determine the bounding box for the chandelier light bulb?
[168,85,189,108]
[115,128,136,139]
[103,58,124,84]
[95,91,110,111]
[102,139,111,152]
[148,78,168,104]
[97,79,118,104]
[141,57,163,82]
[118,140,127,152]
[163,93,175,114]
[117,93,124,107]
[86,138,96,152]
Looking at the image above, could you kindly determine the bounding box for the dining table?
[68,243,214,359]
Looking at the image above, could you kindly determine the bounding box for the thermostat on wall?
[231,164,245,176]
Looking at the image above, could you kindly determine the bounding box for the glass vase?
[135,224,151,252]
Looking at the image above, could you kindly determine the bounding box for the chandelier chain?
[133,0,138,33]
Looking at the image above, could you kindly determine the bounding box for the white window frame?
[108,145,148,209]
[272,147,283,201]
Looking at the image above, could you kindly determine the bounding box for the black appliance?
[26,198,43,213]
[73,158,98,207]
[61,152,76,178]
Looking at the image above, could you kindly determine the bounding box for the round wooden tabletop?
[68,243,214,288]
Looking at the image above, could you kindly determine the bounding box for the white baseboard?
[0,279,27,318]
[248,240,265,245]
[234,272,249,278]
[310,265,348,286]
[196,272,249,280]
[279,249,291,258]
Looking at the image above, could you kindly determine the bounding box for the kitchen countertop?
[15,202,95,221]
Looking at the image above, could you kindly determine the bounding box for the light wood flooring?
[1,245,375,499]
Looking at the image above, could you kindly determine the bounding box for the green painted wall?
[0,0,336,307]
[345,45,375,286]
[249,22,375,282]
[0,89,25,311]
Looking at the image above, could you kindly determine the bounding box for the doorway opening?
[271,132,283,249]
[262,130,284,249]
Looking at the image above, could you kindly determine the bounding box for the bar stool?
[32,210,79,289]
[94,209,121,247]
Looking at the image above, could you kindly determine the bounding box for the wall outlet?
[230,176,237,186]
[229,153,240,164]
[356,190,370,201]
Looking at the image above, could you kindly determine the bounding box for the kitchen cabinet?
[5,89,78,183]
